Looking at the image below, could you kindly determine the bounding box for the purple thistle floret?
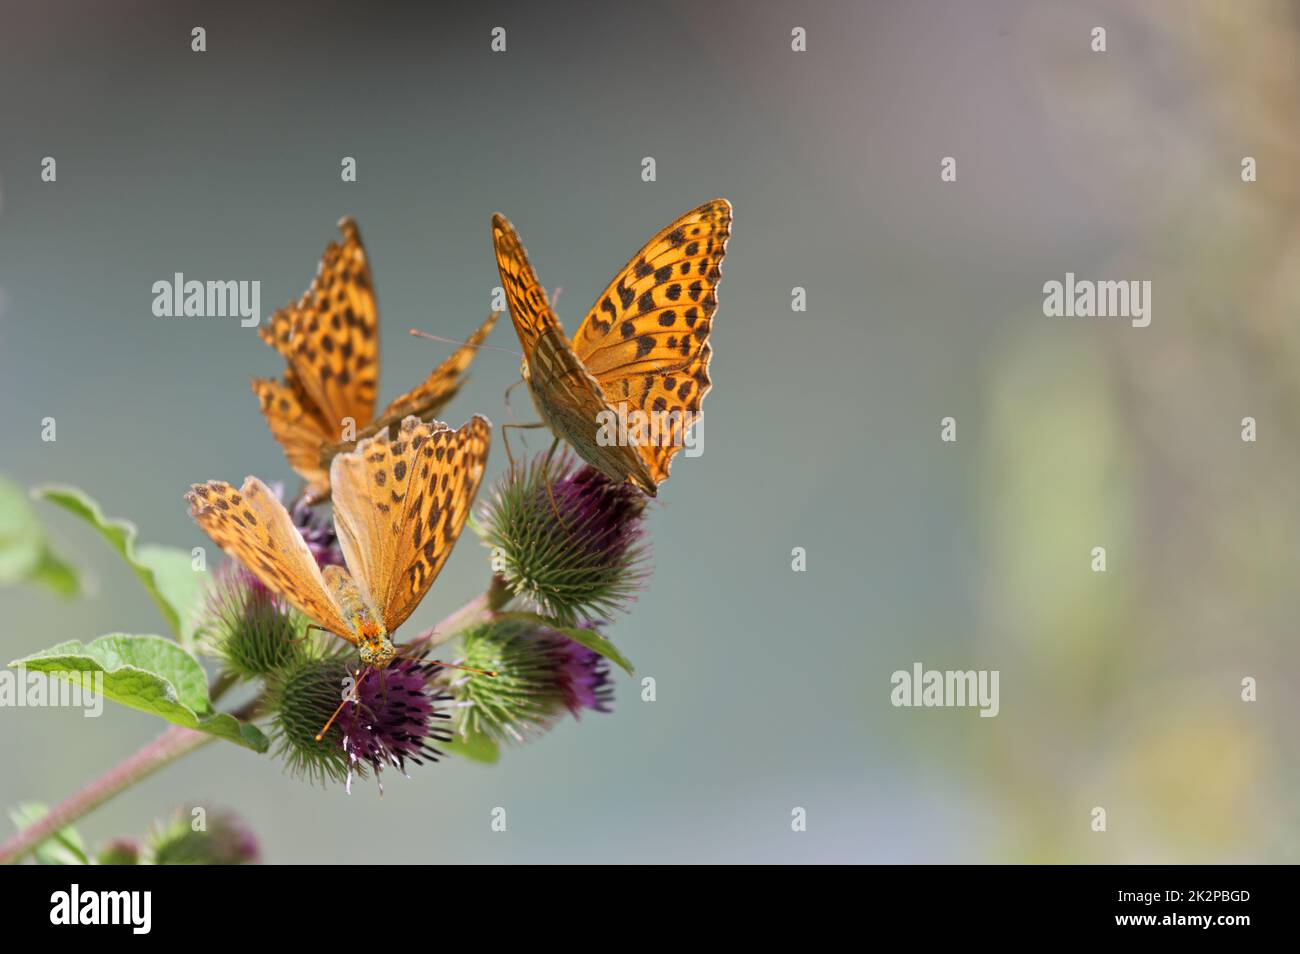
[207,558,271,608]
[554,627,614,716]
[549,465,646,566]
[337,659,453,794]
[291,495,344,568]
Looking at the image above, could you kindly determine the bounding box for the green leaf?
[9,634,268,752]
[34,486,205,640]
[0,476,81,597]
[27,548,82,598]
[137,544,207,645]
[8,803,90,865]
[495,610,635,676]
[447,726,500,764]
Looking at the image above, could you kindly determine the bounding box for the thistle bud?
[199,562,311,679]
[145,805,259,865]
[268,655,452,792]
[477,454,648,624]
[453,617,614,744]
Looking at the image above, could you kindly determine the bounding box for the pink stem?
[0,725,213,865]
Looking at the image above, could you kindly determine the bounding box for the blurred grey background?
[1,0,1297,862]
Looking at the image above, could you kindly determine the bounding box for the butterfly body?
[523,327,657,494]
[493,200,731,495]
[322,564,395,667]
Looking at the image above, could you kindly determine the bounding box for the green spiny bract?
[476,454,649,625]
[453,617,613,744]
[265,655,355,785]
[198,562,315,680]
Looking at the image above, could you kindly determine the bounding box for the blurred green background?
[1,0,1296,862]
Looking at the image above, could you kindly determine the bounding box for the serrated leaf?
[34,485,205,640]
[8,803,90,865]
[9,634,268,752]
[495,610,635,675]
[0,476,81,597]
[448,726,500,764]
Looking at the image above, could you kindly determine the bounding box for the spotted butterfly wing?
[252,375,336,494]
[185,477,352,639]
[316,312,499,467]
[492,200,731,493]
[329,415,492,633]
[571,199,730,486]
[492,214,656,492]
[253,217,379,494]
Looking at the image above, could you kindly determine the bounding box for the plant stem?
[0,725,214,865]
[404,575,508,651]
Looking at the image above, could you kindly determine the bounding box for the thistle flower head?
[453,617,614,743]
[268,654,452,792]
[335,658,453,793]
[553,624,615,717]
[199,561,311,679]
[145,805,260,865]
[267,655,354,785]
[478,453,649,624]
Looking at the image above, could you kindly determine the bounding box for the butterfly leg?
[503,377,525,422]
[540,435,570,530]
[500,421,547,475]
[289,623,331,645]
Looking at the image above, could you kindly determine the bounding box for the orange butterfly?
[187,415,491,672]
[254,217,497,498]
[492,199,732,496]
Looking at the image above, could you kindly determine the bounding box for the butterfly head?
[354,616,396,669]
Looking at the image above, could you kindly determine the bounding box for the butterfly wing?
[255,217,380,490]
[251,376,334,494]
[491,213,564,353]
[329,415,492,634]
[571,199,731,487]
[492,212,662,492]
[377,311,499,423]
[186,477,353,639]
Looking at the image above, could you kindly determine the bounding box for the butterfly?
[187,414,491,671]
[254,217,497,498]
[491,199,732,496]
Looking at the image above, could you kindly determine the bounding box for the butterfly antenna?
[409,328,522,358]
[504,377,525,423]
[315,668,370,742]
